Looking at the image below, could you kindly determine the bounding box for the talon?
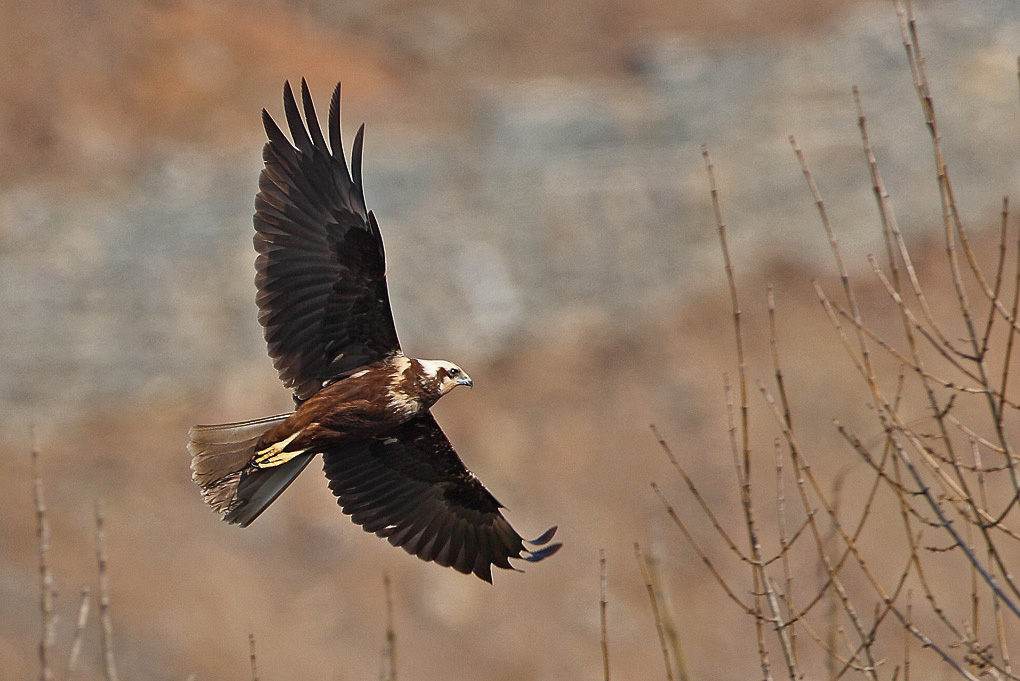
[254,431,304,468]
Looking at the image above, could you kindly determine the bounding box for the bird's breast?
[384,386,424,419]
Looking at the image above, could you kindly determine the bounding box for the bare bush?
[649,2,1020,679]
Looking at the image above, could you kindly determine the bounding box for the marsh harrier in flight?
[189,80,560,582]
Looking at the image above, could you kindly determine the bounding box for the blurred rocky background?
[1,0,1018,679]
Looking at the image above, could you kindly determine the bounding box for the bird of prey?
[188,80,560,582]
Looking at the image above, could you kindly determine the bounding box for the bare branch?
[95,502,118,681]
[64,587,91,681]
[381,574,396,681]
[635,544,675,681]
[32,429,54,681]
[249,633,258,681]
[600,550,610,681]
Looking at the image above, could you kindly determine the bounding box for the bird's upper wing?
[254,80,400,403]
[322,413,561,582]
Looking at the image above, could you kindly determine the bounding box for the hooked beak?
[457,373,474,388]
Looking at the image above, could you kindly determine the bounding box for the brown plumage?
[188,80,560,582]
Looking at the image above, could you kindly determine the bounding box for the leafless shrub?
[31,442,112,681]
[30,448,407,680]
[651,2,1020,679]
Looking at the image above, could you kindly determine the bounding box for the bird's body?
[260,354,471,456]
[189,80,559,581]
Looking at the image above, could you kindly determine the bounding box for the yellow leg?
[254,431,306,468]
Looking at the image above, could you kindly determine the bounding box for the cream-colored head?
[416,358,473,397]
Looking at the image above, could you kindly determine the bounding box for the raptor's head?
[416,359,473,398]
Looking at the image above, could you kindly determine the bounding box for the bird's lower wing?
[321,413,560,582]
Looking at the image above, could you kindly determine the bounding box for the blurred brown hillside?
[1,0,1019,679]
[0,0,850,185]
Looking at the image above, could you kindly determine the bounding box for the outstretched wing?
[322,413,561,582]
[254,79,400,403]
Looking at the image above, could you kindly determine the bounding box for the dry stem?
[32,429,54,681]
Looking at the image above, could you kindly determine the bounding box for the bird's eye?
[448,367,460,376]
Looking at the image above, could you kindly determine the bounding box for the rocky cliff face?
[1,1,1016,424]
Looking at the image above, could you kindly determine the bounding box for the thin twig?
[904,591,912,681]
[790,135,880,385]
[968,442,982,640]
[650,425,747,562]
[704,146,776,681]
[773,439,801,676]
[767,287,793,430]
[635,543,676,681]
[651,482,753,614]
[600,549,610,681]
[823,470,847,681]
[382,574,396,681]
[95,501,119,681]
[998,200,1020,440]
[64,587,91,681]
[763,289,804,680]
[651,556,689,681]
[975,443,1014,679]
[978,199,1010,356]
[702,146,749,474]
[249,633,258,681]
[32,429,55,681]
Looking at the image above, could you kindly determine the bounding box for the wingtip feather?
[352,123,367,211]
[528,525,559,546]
[300,78,328,150]
[282,80,313,151]
[523,542,562,563]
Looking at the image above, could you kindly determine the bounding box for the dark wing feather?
[322,413,560,582]
[254,79,400,403]
[225,452,317,527]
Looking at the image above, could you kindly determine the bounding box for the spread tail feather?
[188,413,293,518]
[224,451,316,527]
